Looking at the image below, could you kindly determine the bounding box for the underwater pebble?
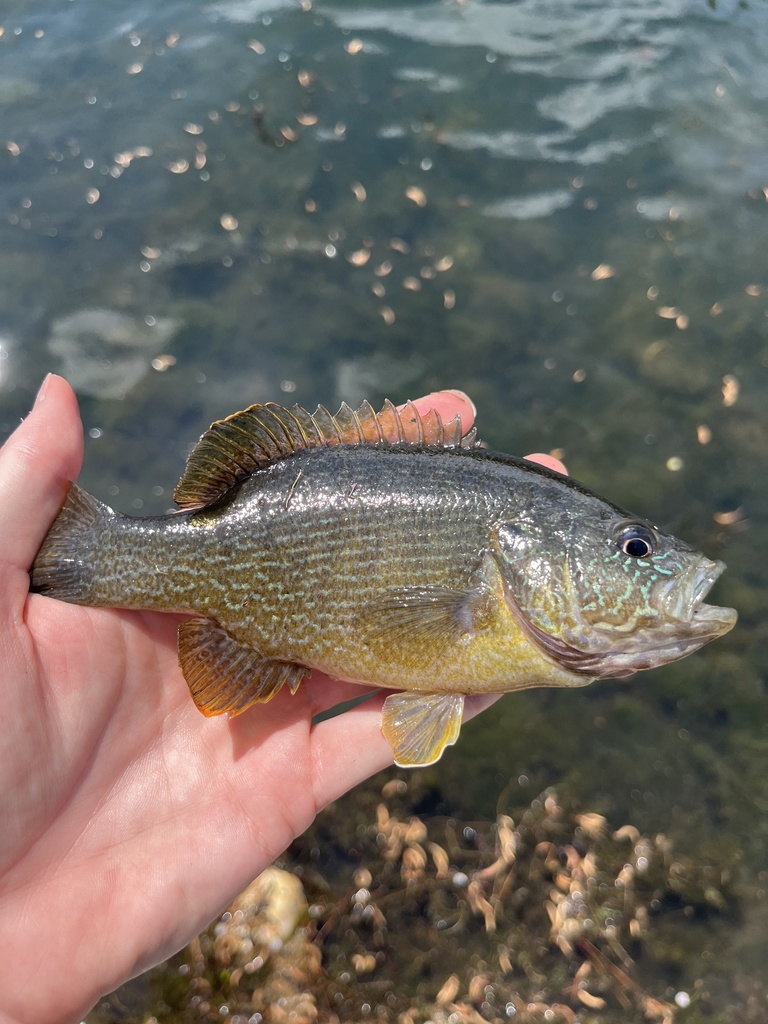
[590,263,616,280]
[405,185,427,207]
[722,374,739,406]
[696,424,712,445]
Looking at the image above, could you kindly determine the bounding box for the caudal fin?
[30,482,113,603]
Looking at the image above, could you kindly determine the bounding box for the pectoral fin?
[178,618,309,716]
[358,585,492,669]
[381,691,465,767]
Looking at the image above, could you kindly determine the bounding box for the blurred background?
[2,0,767,1019]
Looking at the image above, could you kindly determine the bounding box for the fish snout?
[660,558,736,632]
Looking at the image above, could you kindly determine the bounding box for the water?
[2,0,768,1017]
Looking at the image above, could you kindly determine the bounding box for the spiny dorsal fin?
[174,398,477,510]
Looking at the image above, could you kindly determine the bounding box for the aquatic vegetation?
[88,775,758,1023]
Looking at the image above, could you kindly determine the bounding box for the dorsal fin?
[174,398,478,509]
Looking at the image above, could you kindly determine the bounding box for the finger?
[304,675,503,724]
[308,688,506,811]
[408,390,476,435]
[464,692,502,719]
[308,692,393,809]
[0,375,83,573]
[303,672,379,718]
[525,452,568,475]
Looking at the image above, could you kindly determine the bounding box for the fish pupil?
[618,525,655,559]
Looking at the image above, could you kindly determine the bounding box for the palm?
[0,378,559,1024]
[3,569,394,1024]
[0,378,484,1024]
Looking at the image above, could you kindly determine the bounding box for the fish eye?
[616,523,656,559]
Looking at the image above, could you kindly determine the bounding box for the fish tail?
[30,482,113,603]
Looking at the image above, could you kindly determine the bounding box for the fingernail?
[34,373,52,408]
[445,389,477,417]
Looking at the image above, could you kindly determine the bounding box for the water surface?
[2,0,767,1017]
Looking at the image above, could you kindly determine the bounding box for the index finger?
[525,452,568,475]
[408,390,476,435]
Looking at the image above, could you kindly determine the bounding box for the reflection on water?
[2,0,768,1016]
[47,308,181,397]
[481,188,574,219]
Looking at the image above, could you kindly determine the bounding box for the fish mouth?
[506,557,736,681]
[661,558,736,629]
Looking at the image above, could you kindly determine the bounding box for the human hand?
[0,376,565,1024]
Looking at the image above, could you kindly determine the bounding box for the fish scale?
[30,398,736,767]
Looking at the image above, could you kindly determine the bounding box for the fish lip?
[662,558,728,622]
[691,559,725,613]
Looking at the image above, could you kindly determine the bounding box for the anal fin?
[381,691,465,767]
[178,618,309,716]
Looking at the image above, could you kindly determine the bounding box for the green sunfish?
[30,399,737,767]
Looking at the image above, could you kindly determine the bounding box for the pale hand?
[0,376,565,1024]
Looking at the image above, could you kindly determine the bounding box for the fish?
[30,398,737,767]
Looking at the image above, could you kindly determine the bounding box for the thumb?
[0,375,84,574]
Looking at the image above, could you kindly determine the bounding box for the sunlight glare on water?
[1,0,768,1017]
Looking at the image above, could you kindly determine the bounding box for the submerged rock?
[214,867,321,1024]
